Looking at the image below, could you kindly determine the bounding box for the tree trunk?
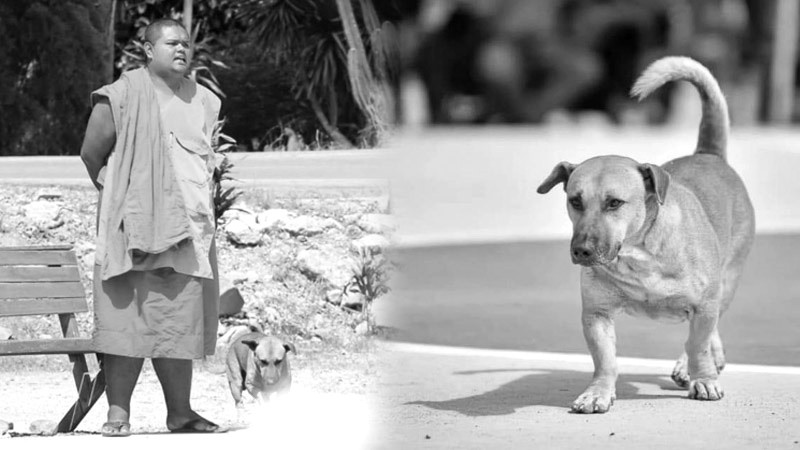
[767,0,798,123]
[309,94,354,148]
[335,0,373,81]
[96,0,116,84]
[183,0,193,33]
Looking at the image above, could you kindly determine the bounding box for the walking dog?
[537,56,755,413]
[225,330,296,407]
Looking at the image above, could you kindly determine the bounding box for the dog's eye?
[275,359,283,365]
[607,199,625,210]
[568,198,583,211]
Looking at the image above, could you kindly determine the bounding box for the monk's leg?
[104,354,144,423]
[152,357,218,432]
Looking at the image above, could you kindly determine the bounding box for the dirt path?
[0,344,376,440]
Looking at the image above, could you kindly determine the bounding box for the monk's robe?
[90,67,221,359]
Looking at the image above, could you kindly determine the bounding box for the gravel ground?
[0,182,387,439]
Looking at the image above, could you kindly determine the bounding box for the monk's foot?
[167,411,219,433]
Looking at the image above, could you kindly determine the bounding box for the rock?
[325,288,343,306]
[352,234,391,252]
[22,200,63,229]
[225,203,255,220]
[280,215,324,237]
[0,419,12,435]
[38,334,53,340]
[345,224,364,239]
[224,217,263,246]
[296,248,354,288]
[255,209,292,231]
[82,250,96,269]
[219,275,244,316]
[355,321,369,335]
[343,213,361,225]
[0,326,13,340]
[262,306,281,324]
[321,217,344,231]
[227,270,258,284]
[375,195,391,213]
[341,291,365,311]
[29,419,58,436]
[357,214,394,234]
[36,189,63,200]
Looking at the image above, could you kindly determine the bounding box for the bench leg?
[57,354,106,433]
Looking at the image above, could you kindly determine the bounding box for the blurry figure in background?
[406,0,699,125]
[414,0,603,124]
[410,0,763,124]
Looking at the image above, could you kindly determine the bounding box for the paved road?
[379,233,800,366]
[0,150,389,191]
[371,343,800,450]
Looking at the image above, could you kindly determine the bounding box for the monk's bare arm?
[80,98,116,190]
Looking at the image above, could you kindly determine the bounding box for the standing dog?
[537,56,755,413]
[226,331,296,407]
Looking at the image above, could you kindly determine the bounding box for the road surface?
[380,233,800,366]
[0,150,389,192]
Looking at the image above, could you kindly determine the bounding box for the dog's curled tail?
[630,56,729,160]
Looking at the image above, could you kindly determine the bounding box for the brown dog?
[537,56,755,413]
[225,331,296,407]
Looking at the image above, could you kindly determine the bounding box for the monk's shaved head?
[144,18,187,44]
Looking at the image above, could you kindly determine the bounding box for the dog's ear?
[537,162,576,194]
[241,339,259,352]
[284,342,296,354]
[639,163,670,205]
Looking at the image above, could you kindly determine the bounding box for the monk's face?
[145,25,191,76]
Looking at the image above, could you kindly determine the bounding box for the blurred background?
[394,0,798,127]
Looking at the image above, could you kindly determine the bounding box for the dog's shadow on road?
[405,368,686,417]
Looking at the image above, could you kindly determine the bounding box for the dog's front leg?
[686,310,724,400]
[573,309,618,413]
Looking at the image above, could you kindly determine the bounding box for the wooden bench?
[0,245,106,433]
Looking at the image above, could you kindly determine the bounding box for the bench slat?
[0,282,85,299]
[0,266,81,282]
[0,249,77,266]
[0,338,94,356]
[0,297,88,317]
[0,245,74,251]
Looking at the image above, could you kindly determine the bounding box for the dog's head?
[537,156,670,266]
[241,336,296,385]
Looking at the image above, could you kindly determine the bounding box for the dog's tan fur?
[225,331,296,407]
[538,57,755,413]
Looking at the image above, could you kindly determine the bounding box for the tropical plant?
[335,0,398,145]
[211,119,243,226]
[343,246,391,334]
[237,0,403,148]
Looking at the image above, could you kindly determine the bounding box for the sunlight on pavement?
[235,387,372,449]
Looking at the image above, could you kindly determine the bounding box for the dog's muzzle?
[570,239,619,266]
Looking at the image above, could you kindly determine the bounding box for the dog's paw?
[671,354,690,389]
[571,386,616,414]
[688,378,724,400]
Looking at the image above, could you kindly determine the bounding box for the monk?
[80,18,221,436]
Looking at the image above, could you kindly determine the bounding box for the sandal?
[101,421,131,437]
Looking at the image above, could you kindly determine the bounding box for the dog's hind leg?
[671,352,690,388]
[686,310,724,400]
